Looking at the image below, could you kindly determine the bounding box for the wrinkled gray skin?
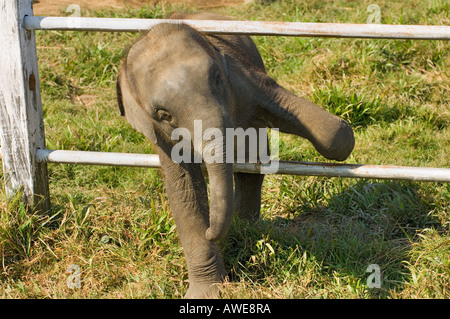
[116,12,355,298]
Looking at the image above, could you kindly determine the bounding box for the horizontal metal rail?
[36,149,162,168]
[34,149,450,182]
[24,16,450,40]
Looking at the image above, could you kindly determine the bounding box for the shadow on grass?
[222,179,444,298]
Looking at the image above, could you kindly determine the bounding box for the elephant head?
[117,23,235,242]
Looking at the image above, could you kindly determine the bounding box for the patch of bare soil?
[32,0,252,16]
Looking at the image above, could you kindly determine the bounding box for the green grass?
[1,0,449,299]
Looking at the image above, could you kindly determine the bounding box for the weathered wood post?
[0,0,50,211]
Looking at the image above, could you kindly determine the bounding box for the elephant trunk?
[198,117,234,242]
[204,161,233,241]
[257,77,355,161]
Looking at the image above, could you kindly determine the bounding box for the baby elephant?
[116,12,355,298]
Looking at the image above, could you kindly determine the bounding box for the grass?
[1,0,449,298]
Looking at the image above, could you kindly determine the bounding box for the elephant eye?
[156,109,173,123]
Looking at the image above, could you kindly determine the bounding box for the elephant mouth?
[170,120,279,167]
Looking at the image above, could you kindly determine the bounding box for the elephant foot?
[185,282,221,299]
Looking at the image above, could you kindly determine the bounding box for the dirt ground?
[32,0,252,15]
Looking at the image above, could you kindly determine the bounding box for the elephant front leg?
[158,149,226,298]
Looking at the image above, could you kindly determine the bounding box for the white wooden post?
[0,0,50,211]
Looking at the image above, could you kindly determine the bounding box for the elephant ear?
[116,62,158,145]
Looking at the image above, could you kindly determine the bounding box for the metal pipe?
[35,149,450,182]
[24,16,450,40]
[36,149,161,168]
[234,161,450,182]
